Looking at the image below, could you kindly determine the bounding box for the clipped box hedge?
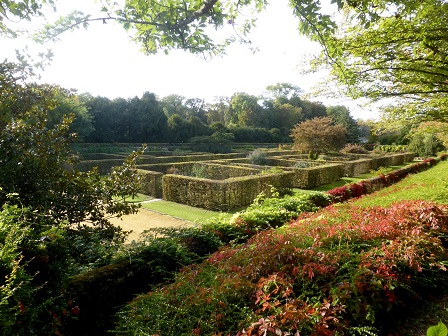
[286,163,345,188]
[328,152,415,177]
[142,152,247,164]
[137,169,163,197]
[162,172,294,210]
[79,153,129,160]
[70,159,125,174]
[71,150,415,210]
[137,162,260,179]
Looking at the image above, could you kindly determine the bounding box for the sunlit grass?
[122,193,153,203]
[352,160,448,207]
[142,200,232,222]
[292,162,416,194]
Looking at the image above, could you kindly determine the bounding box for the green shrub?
[374,144,408,152]
[0,204,74,336]
[230,192,328,233]
[115,200,448,335]
[308,150,319,160]
[408,133,445,157]
[340,143,370,154]
[246,149,268,165]
[189,132,234,154]
[66,237,198,335]
[294,160,309,168]
[139,227,223,257]
[190,164,208,178]
[200,214,251,245]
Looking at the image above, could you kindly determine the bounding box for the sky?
[0,0,378,120]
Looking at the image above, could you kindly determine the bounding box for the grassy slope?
[339,161,448,335]
[117,160,448,335]
[293,163,412,193]
[353,160,448,207]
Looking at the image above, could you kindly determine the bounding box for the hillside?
[114,160,448,335]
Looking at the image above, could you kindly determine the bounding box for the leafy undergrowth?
[114,199,448,335]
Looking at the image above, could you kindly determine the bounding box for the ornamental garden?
[71,146,415,210]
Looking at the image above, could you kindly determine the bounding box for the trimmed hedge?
[328,152,415,177]
[65,238,199,336]
[137,162,261,179]
[137,169,163,197]
[163,172,294,210]
[70,159,125,174]
[287,163,345,188]
[72,150,416,210]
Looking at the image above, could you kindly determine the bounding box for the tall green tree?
[47,90,94,141]
[326,105,360,143]
[161,94,188,118]
[185,98,208,122]
[137,92,169,142]
[82,95,115,142]
[206,96,229,125]
[167,113,191,142]
[300,100,327,120]
[264,83,304,103]
[407,122,448,149]
[314,0,448,122]
[229,93,263,127]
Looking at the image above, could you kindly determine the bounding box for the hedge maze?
[72,148,415,210]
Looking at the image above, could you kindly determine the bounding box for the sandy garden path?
[109,207,194,242]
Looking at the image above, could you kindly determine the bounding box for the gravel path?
[109,207,194,242]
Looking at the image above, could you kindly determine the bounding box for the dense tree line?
[79,83,360,144]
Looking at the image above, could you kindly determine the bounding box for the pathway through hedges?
[109,203,194,242]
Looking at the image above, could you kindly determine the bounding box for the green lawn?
[292,162,419,194]
[123,193,153,203]
[353,160,448,207]
[141,200,231,222]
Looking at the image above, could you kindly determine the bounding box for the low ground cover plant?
[55,189,330,334]
[115,200,448,335]
[428,322,448,336]
[327,156,441,203]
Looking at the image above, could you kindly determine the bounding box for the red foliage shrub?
[349,182,365,198]
[423,157,437,166]
[327,186,351,202]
